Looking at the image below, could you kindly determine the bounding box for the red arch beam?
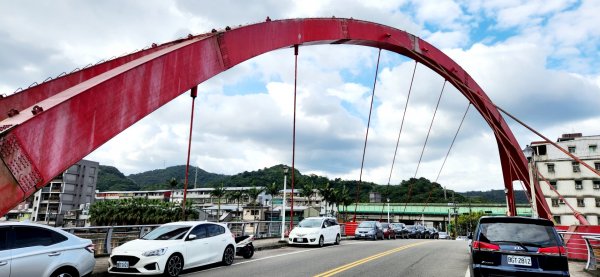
[0,18,549,218]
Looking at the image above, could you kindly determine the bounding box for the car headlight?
[142,247,168,257]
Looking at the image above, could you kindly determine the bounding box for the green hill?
[128,165,228,190]
[97,165,139,191]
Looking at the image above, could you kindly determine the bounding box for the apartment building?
[530,133,600,225]
[31,159,99,225]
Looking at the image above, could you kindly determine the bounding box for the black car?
[391,223,408,239]
[469,216,569,277]
[426,227,439,239]
[406,225,419,238]
[415,225,427,239]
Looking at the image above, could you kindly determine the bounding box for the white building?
[530,133,600,225]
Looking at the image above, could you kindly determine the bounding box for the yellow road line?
[313,241,431,277]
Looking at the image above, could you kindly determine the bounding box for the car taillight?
[537,246,565,256]
[472,241,500,251]
[85,244,95,253]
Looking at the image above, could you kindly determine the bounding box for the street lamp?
[523,145,538,218]
[386,198,390,224]
[280,166,288,242]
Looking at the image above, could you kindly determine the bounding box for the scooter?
[235,234,255,259]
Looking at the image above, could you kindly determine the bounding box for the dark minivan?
[469,216,569,277]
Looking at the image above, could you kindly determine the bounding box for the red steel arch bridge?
[0,18,555,220]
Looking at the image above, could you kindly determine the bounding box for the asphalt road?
[179,239,470,277]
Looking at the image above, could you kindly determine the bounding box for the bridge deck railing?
[62,221,347,256]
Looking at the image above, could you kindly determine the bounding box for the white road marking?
[465,266,470,277]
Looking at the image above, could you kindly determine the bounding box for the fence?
[62,221,347,256]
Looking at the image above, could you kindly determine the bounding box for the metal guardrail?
[582,235,600,271]
[61,221,347,256]
[557,230,600,273]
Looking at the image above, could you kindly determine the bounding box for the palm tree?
[340,186,354,222]
[299,181,316,207]
[168,177,178,202]
[317,183,335,216]
[246,186,264,205]
[264,182,281,221]
[210,183,226,222]
[226,189,245,221]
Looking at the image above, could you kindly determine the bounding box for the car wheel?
[164,254,183,277]
[50,268,78,277]
[334,234,341,245]
[222,246,235,266]
[242,245,254,259]
[318,236,325,247]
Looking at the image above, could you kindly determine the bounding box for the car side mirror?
[187,234,197,241]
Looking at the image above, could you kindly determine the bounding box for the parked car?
[381,223,396,239]
[0,222,95,277]
[415,225,427,239]
[406,225,419,238]
[469,216,568,277]
[391,223,408,239]
[109,221,236,276]
[288,217,341,247]
[426,227,439,239]
[354,221,384,240]
[438,231,451,240]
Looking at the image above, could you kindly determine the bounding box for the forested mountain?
[96,164,526,204]
[459,189,529,204]
[97,165,139,191]
[128,165,228,190]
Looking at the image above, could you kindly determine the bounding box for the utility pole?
[453,191,458,238]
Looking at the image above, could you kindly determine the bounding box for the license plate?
[360,234,365,237]
[116,261,129,268]
[507,255,531,266]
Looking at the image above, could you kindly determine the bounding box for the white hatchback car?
[288,217,341,247]
[0,222,95,277]
[109,221,236,276]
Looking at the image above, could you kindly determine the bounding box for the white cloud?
[1,0,599,194]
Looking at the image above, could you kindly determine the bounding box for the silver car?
[0,222,96,277]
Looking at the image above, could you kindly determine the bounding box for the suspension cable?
[352,49,382,222]
[401,80,446,218]
[421,103,471,214]
[290,45,298,230]
[379,61,417,220]
[181,86,198,220]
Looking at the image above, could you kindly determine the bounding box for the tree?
[168,177,178,201]
[299,181,316,207]
[210,183,226,222]
[226,189,245,221]
[457,211,485,236]
[264,182,281,221]
[89,198,198,226]
[246,186,264,205]
[317,183,335,216]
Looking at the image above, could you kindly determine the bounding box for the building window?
[553,216,561,225]
[547,163,555,173]
[572,162,580,173]
[577,198,585,207]
[590,145,598,153]
[549,181,557,189]
[596,198,600,208]
[551,199,559,207]
[559,198,565,204]
[594,181,600,190]
[568,146,576,153]
[595,163,600,171]
[575,180,583,190]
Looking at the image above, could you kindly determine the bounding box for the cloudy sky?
[1,0,599,192]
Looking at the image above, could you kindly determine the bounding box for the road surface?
[180,239,470,277]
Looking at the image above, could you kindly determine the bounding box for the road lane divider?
[313,241,432,277]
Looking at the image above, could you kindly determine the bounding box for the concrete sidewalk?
[92,237,287,277]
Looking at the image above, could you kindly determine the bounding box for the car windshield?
[142,225,191,240]
[359,222,375,228]
[478,222,558,247]
[298,218,322,228]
